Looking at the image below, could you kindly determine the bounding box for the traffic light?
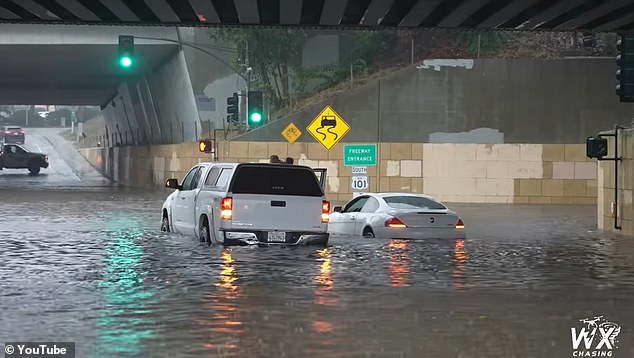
[118,35,134,68]
[616,33,634,102]
[198,139,212,153]
[226,92,238,123]
[586,136,608,159]
[248,91,263,126]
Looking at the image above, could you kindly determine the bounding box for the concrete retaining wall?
[79,141,596,206]
[238,58,634,144]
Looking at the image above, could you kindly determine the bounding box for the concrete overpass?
[0,25,179,105]
[0,0,633,31]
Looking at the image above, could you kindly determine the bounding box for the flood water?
[1,186,633,357]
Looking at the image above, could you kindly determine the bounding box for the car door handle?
[180,197,186,200]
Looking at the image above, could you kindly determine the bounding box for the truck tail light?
[321,201,330,223]
[221,197,232,220]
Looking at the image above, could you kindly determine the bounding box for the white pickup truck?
[161,162,330,246]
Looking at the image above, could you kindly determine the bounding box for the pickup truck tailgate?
[230,194,325,231]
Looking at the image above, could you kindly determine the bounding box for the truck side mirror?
[165,178,181,190]
[333,206,343,213]
[586,136,608,159]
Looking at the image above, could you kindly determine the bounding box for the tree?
[211,28,308,109]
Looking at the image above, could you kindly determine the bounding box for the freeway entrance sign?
[344,144,376,166]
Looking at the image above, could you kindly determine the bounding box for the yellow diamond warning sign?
[281,122,302,144]
[306,105,350,150]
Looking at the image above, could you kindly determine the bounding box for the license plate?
[267,231,286,242]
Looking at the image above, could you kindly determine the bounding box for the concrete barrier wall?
[79,141,596,206]
[238,59,634,144]
[598,127,634,236]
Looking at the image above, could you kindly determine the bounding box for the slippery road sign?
[306,105,350,150]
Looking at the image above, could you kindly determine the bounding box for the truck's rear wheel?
[199,219,211,245]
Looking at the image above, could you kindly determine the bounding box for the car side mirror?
[165,178,181,190]
[333,206,343,213]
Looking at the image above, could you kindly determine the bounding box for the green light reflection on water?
[90,216,158,357]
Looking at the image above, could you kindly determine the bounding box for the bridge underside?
[0,0,634,31]
[0,0,632,32]
[0,43,178,105]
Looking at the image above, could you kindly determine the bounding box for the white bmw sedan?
[328,193,465,239]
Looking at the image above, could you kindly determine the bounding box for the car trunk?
[390,209,458,229]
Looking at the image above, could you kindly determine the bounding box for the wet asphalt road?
[1,129,634,358]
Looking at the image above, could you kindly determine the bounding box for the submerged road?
[1,128,633,357]
[0,127,111,188]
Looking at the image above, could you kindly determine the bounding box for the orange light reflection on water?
[312,248,336,336]
[204,248,243,353]
[387,239,409,287]
[452,239,467,289]
[215,249,239,292]
[314,248,335,307]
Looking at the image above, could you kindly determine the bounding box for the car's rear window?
[384,196,446,210]
[230,166,323,196]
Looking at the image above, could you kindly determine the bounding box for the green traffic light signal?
[250,112,262,123]
[120,56,132,68]
[247,91,263,126]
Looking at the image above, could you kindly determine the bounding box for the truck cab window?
[181,167,200,191]
[204,167,221,186]
[215,169,232,189]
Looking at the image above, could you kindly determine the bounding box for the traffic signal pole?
[128,35,247,82]
[245,40,251,130]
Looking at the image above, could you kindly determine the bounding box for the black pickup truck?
[0,144,49,175]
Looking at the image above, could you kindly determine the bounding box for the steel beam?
[517,0,583,29]
[280,0,302,24]
[360,0,393,26]
[189,0,221,23]
[438,0,488,28]
[234,0,260,23]
[399,0,440,27]
[477,0,535,28]
[556,0,630,30]
[320,0,348,26]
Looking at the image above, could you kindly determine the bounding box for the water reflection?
[387,240,409,287]
[216,249,239,292]
[313,248,335,307]
[453,239,468,289]
[308,248,336,356]
[313,248,335,333]
[92,222,157,357]
[203,248,243,356]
